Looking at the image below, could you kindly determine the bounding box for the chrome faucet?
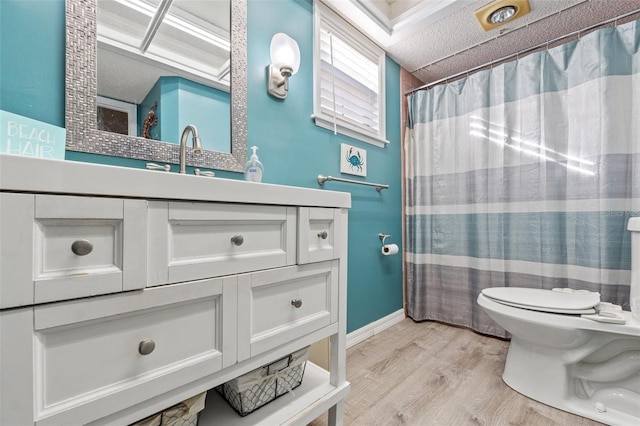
[179,125,203,174]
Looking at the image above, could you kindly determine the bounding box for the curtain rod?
[404,8,640,96]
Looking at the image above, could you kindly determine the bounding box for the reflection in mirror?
[97,0,230,153]
[65,0,246,172]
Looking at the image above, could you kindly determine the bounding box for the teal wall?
[0,0,65,126]
[139,76,232,151]
[0,0,404,333]
[176,78,230,153]
[247,0,403,332]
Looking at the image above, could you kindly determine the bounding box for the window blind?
[319,21,381,137]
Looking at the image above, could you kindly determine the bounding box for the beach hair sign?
[1,110,66,160]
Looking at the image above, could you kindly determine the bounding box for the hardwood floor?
[309,319,603,426]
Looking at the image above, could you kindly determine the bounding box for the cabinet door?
[238,260,338,361]
[28,278,235,426]
[297,207,341,264]
[0,193,147,309]
[148,202,297,286]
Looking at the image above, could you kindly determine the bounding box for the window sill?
[312,115,389,148]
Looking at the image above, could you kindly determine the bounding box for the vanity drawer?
[0,193,147,309]
[297,207,341,264]
[29,278,234,425]
[237,260,338,360]
[148,202,297,285]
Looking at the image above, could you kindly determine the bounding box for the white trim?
[313,115,389,148]
[346,309,405,349]
[320,0,472,49]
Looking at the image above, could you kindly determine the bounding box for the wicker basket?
[216,346,309,416]
[131,392,206,426]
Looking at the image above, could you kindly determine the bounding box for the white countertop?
[0,155,351,208]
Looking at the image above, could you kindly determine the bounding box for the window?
[313,2,387,147]
[97,96,137,136]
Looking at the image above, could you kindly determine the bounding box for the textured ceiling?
[325,0,640,88]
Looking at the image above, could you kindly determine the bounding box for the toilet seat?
[481,287,600,315]
[488,299,597,314]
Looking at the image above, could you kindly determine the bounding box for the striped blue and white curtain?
[405,19,640,338]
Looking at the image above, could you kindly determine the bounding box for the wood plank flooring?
[309,319,603,426]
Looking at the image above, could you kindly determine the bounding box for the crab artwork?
[345,147,365,172]
[340,143,367,177]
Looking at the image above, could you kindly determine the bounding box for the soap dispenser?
[245,145,264,182]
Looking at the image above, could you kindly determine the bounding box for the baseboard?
[346,309,405,349]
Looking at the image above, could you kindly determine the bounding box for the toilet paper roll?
[381,243,399,256]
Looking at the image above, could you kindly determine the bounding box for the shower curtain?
[405,19,640,338]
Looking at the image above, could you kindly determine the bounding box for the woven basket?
[216,346,309,416]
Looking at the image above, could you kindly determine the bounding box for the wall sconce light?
[267,33,300,99]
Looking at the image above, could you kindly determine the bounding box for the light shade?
[270,33,300,75]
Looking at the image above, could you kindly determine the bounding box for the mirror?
[65,0,246,172]
[96,0,231,153]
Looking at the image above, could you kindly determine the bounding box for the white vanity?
[0,155,350,425]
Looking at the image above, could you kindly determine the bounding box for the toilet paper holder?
[379,233,399,256]
[379,233,392,247]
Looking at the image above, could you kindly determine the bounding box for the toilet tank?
[628,217,640,321]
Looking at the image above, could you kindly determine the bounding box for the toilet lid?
[486,298,597,314]
[481,287,600,313]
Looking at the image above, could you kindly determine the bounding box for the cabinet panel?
[148,202,296,286]
[298,208,340,264]
[0,193,34,308]
[238,261,338,360]
[0,194,147,308]
[33,195,147,303]
[0,307,34,425]
[31,278,232,425]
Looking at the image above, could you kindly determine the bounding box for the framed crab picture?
[340,143,367,177]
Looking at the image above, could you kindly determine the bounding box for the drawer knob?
[71,239,93,256]
[138,339,156,356]
[291,298,303,309]
[231,234,244,246]
[318,231,328,240]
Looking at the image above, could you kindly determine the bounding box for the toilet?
[477,217,640,426]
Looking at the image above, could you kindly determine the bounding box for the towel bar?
[317,175,389,192]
